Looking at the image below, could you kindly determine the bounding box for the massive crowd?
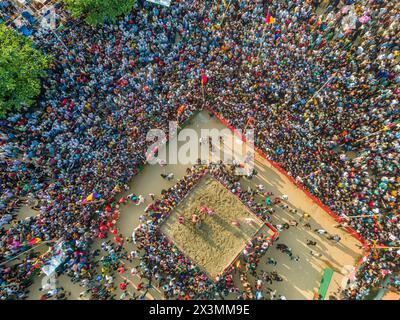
[0,0,398,300]
[135,163,277,300]
[0,1,15,23]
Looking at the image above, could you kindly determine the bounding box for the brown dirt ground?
[160,175,263,279]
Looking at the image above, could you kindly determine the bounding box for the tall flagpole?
[370,246,400,250]
[305,73,337,106]
[346,122,399,145]
[341,214,383,220]
[257,24,267,60]
[220,0,232,27]
[258,6,271,61]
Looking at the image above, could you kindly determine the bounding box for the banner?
[147,0,171,7]
[42,241,66,276]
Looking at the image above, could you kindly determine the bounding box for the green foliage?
[0,25,49,118]
[63,0,136,26]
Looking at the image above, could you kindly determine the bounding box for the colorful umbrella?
[359,15,370,24]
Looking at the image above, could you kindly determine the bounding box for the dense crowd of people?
[135,163,276,300]
[0,1,15,22]
[206,0,399,299]
[0,0,398,299]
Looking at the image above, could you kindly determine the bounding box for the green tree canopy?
[0,25,49,118]
[64,0,136,26]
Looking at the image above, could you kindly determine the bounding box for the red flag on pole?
[246,117,254,127]
[201,73,208,86]
[386,122,396,129]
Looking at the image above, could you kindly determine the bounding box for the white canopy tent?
[147,0,171,7]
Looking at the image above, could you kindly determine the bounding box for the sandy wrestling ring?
[160,174,266,279]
